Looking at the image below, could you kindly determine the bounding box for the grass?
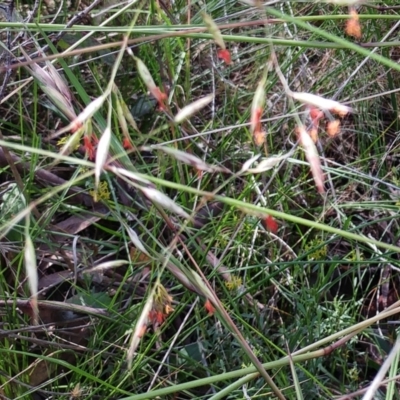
[1,0,400,399]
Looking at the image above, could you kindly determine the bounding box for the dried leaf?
[38,271,72,292]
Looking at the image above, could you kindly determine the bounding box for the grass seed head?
[346,9,362,39]
[204,299,215,315]
[297,126,325,193]
[326,119,341,137]
[310,127,319,143]
[133,56,167,109]
[292,92,352,117]
[174,94,214,123]
[202,12,226,50]
[141,187,190,219]
[95,127,112,190]
[253,130,266,146]
[20,48,76,121]
[217,49,232,64]
[308,107,324,142]
[263,215,278,233]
